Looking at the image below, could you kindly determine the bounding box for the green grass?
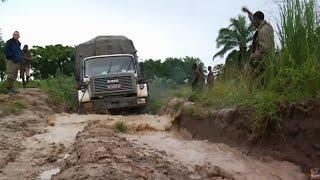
[0,101,26,117]
[115,121,127,133]
[37,71,77,111]
[0,70,77,111]
[148,82,190,114]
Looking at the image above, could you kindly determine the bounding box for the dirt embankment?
[0,89,61,179]
[163,98,320,172]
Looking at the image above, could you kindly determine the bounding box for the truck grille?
[91,75,135,96]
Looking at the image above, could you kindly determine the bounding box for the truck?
[75,36,149,114]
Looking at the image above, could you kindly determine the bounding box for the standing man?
[207,66,214,88]
[4,31,22,94]
[192,63,201,91]
[20,45,33,88]
[242,8,275,75]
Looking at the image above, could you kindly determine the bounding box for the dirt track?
[0,89,307,180]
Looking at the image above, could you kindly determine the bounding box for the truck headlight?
[80,84,87,92]
[137,98,146,104]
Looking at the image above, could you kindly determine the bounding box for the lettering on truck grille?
[93,76,134,94]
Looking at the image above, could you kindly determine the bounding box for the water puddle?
[39,168,60,180]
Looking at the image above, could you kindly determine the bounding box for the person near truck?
[207,66,214,88]
[191,63,201,91]
[4,31,23,94]
[242,7,275,79]
[20,45,33,88]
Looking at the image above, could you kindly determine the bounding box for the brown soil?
[0,88,60,179]
[169,98,320,172]
[52,122,231,180]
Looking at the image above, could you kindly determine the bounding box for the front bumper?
[83,96,148,110]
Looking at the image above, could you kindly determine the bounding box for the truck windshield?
[84,56,135,77]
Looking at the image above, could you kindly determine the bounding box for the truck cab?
[75,36,149,113]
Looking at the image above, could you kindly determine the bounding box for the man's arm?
[24,51,33,61]
[242,7,254,22]
[4,41,13,60]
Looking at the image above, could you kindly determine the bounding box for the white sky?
[0,0,279,67]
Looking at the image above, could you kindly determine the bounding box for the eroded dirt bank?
[164,98,320,172]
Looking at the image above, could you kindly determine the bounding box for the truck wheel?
[78,103,86,115]
[138,105,149,114]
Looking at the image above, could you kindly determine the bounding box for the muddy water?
[125,132,306,180]
[37,113,306,180]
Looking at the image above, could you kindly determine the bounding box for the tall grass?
[149,79,190,114]
[268,0,320,96]
[38,70,77,111]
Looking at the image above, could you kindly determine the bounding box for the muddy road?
[0,89,307,180]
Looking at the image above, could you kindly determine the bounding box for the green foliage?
[31,45,75,79]
[140,56,205,84]
[184,105,197,117]
[267,0,320,97]
[37,70,77,111]
[214,16,254,68]
[0,80,25,93]
[115,121,127,133]
[0,101,26,117]
[0,38,5,81]
[148,79,190,114]
[249,90,281,138]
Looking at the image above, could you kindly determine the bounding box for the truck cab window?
[84,56,135,77]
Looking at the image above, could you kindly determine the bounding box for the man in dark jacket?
[4,31,22,94]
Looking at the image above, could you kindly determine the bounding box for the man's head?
[12,31,20,40]
[208,66,212,71]
[23,45,28,51]
[252,11,264,28]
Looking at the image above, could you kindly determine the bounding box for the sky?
[0,0,279,67]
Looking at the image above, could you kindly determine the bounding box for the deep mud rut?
[0,89,307,180]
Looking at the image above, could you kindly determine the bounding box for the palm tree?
[213,15,254,67]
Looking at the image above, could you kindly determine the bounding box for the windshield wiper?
[107,60,113,73]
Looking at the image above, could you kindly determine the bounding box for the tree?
[213,15,254,68]
[0,38,5,81]
[139,56,205,84]
[139,59,162,80]
[31,45,75,79]
[0,29,5,81]
[182,56,204,83]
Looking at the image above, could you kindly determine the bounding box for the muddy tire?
[137,105,149,114]
[78,103,85,114]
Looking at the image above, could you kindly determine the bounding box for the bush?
[115,121,127,133]
[148,78,190,114]
[37,70,77,111]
